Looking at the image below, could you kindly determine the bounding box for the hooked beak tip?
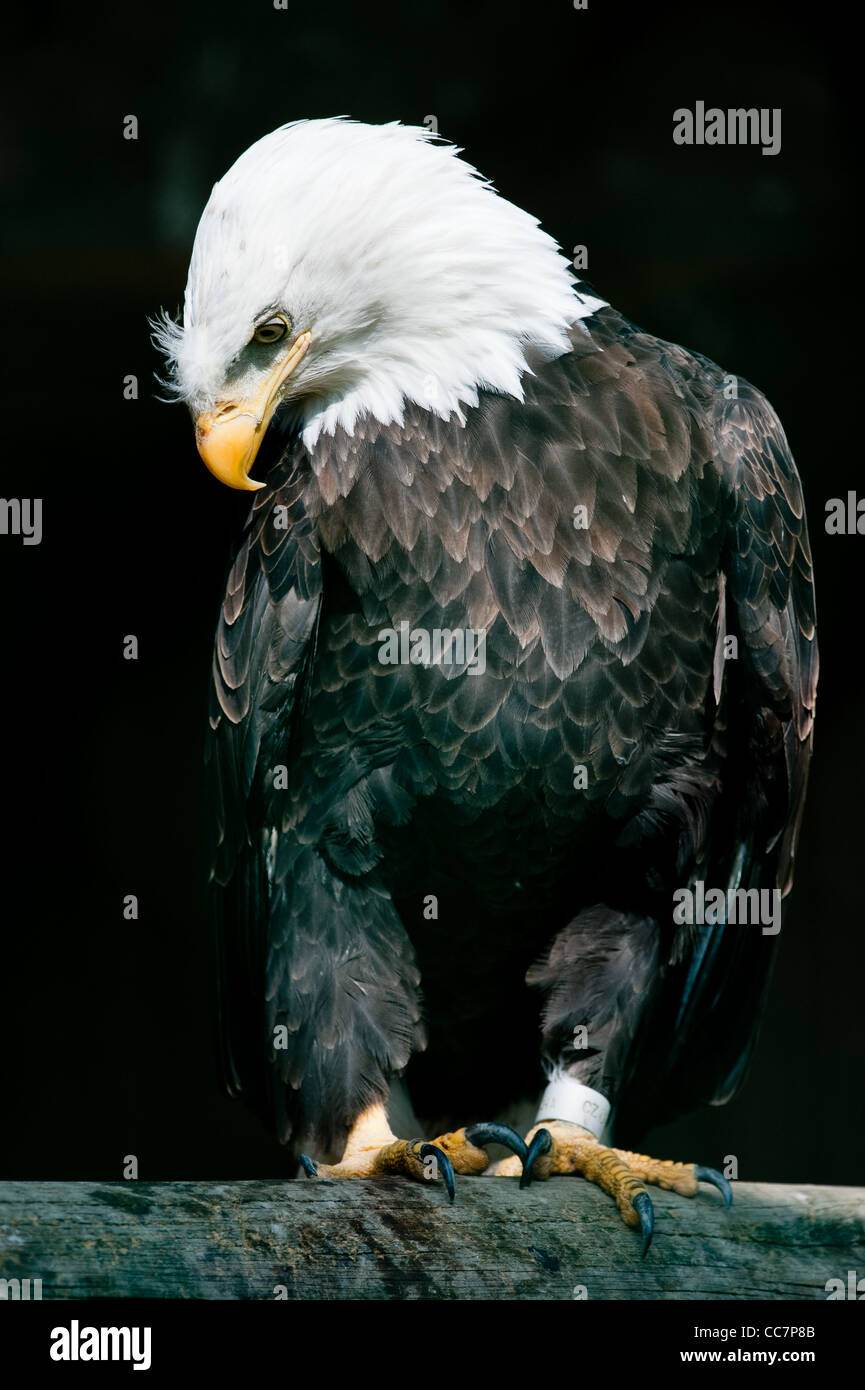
[195,412,265,491]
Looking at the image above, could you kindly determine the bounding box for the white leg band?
[535,1074,611,1141]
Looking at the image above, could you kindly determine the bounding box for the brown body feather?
[208,307,817,1154]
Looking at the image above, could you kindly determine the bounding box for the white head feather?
[153,118,605,450]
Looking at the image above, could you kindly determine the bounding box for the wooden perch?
[1,1179,863,1300]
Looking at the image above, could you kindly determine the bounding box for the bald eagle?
[154,119,817,1250]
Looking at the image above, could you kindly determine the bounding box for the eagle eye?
[252,315,290,345]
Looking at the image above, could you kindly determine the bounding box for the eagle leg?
[492,1119,731,1254]
[299,1104,527,1201]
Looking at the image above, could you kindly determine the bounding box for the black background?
[0,0,860,1184]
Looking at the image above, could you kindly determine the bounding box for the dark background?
[0,0,859,1184]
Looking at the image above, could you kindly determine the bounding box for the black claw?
[419,1142,456,1203]
[520,1127,553,1189]
[299,1153,318,1178]
[464,1122,529,1164]
[694,1166,734,1208]
[633,1191,654,1257]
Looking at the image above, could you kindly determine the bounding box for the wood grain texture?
[1,1180,862,1300]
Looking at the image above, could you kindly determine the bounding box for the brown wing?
[208,460,322,1106]
[618,375,818,1132]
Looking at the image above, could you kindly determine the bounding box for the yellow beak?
[195,330,312,490]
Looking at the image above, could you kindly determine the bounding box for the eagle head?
[152,117,591,489]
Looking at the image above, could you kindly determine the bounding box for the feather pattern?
[207,305,817,1150]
